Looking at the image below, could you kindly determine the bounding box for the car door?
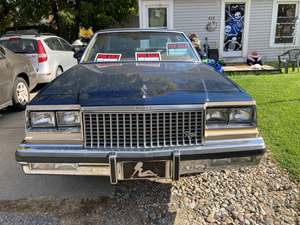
[0,48,13,105]
[44,37,65,73]
[58,38,77,69]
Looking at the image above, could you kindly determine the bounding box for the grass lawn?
[230,71,300,181]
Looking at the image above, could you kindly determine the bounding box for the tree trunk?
[75,0,81,39]
[51,0,60,34]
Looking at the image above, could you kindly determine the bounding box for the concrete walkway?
[0,109,114,200]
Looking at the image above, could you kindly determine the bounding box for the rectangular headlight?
[206,107,255,129]
[229,108,253,123]
[206,108,228,124]
[56,111,80,127]
[30,112,55,128]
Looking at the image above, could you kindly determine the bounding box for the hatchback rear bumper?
[37,72,54,83]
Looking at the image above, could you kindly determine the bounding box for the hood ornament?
[141,84,148,99]
[184,131,196,140]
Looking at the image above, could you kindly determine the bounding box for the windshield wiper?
[13,51,29,54]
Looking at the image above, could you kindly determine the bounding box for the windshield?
[0,38,37,54]
[82,32,199,62]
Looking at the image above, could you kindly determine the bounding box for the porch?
[223,64,281,74]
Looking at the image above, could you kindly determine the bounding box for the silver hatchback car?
[0,30,78,84]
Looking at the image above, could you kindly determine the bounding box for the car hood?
[30,62,253,106]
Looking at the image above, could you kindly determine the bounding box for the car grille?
[83,109,203,149]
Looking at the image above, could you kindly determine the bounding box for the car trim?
[26,104,81,111]
[16,137,265,163]
[81,104,204,112]
[205,101,256,107]
[26,101,256,111]
[17,149,265,164]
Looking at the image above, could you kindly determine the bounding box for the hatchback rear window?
[0,38,37,54]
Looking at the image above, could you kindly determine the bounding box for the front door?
[0,52,12,105]
[139,0,174,29]
[222,2,247,57]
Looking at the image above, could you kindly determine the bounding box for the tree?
[78,0,137,30]
[0,0,137,41]
[0,0,16,34]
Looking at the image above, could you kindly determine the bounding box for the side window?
[59,38,73,51]
[44,38,64,51]
[274,4,297,44]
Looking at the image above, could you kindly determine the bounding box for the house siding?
[173,0,221,49]
[248,0,300,61]
[139,0,300,61]
[173,0,300,61]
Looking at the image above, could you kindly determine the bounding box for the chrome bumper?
[16,137,266,184]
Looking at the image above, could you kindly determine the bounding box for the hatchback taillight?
[37,40,48,63]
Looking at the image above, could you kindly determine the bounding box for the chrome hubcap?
[16,82,29,104]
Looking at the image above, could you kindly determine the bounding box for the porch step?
[223,64,281,74]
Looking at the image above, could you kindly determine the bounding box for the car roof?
[94,28,184,35]
[0,34,58,40]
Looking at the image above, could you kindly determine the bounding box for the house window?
[274,3,298,44]
[148,8,167,28]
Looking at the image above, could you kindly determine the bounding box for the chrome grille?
[83,109,203,149]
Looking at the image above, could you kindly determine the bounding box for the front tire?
[13,77,29,111]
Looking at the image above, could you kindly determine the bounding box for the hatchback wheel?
[13,77,29,111]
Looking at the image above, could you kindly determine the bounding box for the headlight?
[28,110,81,131]
[206,107,255,128]
[229,108,253,123]
[206,108,227,123]
[57,111,80,127]
[30,112,55,128]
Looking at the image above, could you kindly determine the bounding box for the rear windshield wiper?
[14,51,30,54]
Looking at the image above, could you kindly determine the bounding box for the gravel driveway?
[0,151,298,225]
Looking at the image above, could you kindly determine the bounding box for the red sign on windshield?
[166,42,189,56]
[95,53,122,62]
[135,52,161,61]
[167,43,188,49]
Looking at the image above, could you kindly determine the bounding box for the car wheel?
[56,66,63,77]
[13,77,30,111]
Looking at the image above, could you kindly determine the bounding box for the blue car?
[16,29,265,184]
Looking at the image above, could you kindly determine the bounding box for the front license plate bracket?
[118,160,172,181]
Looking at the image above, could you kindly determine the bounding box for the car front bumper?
[16,137,266,184]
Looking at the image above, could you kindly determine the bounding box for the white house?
[138,0,300,62]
